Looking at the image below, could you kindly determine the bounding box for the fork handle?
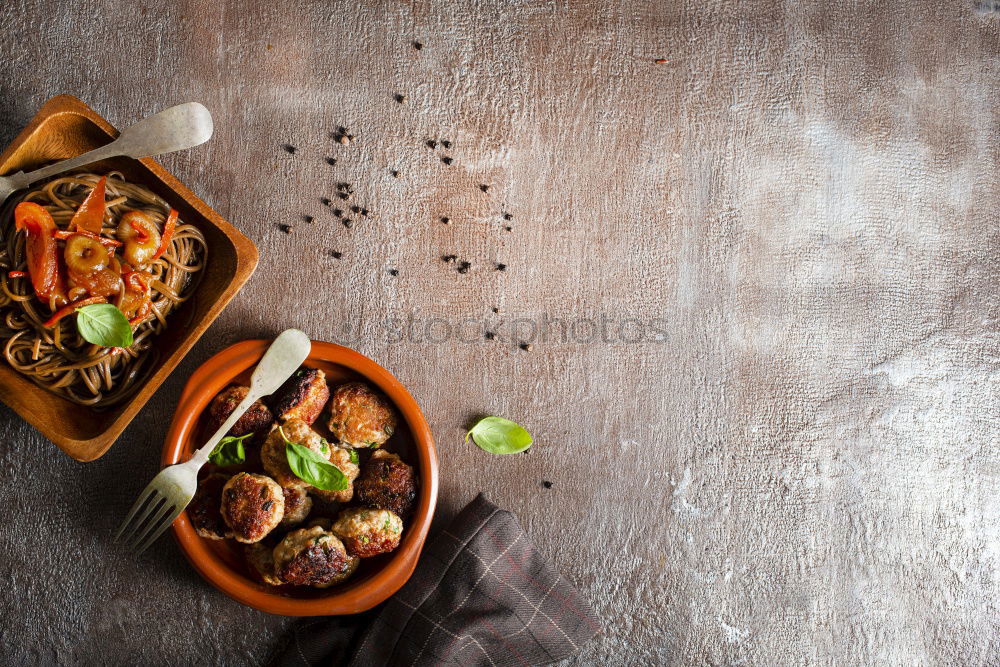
[188,392,263,466]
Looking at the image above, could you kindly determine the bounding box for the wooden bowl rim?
[162,339,440,616]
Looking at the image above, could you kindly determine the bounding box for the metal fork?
[0,102,214,205]
[114,329,312,555]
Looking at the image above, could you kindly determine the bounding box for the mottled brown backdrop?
[0,1,997,665]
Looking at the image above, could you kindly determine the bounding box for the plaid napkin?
[272,494,601,666]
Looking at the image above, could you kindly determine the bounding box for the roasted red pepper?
[69,176,107,234]
[151,209,177,260]
[7,271,27,279]
[14,202,63,301]
[42,295,106,328]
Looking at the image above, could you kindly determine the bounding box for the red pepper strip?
[129,218,151,243]
[42,295,106,328]
[123,269,149,295]
[68,176,107,234]
[7,271,27,279]
[151,209,177,260]
[14,202,63,301]
[53,229,122,248]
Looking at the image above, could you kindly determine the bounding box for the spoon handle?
[7,102,214,190]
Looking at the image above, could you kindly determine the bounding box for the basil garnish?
[280,426,348,491]
[208,433,251,466]
[465,416,533,455]
[76,303,133,348]
[348,448,359,465]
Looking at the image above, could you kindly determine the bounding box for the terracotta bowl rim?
[162,339,439,616]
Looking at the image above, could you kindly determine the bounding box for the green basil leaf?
[208,433,251,466]
[465,416,533,455]
[348,448,359,465]
[75,303,133,348]
[286,442,349,491]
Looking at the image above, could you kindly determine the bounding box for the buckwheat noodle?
[0,172,207,407]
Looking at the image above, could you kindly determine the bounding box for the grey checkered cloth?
[273,494,601,666]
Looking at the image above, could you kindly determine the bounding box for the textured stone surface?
[0,1,997,665]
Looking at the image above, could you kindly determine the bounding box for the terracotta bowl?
[162,339,439,616]
[0,94,258,461]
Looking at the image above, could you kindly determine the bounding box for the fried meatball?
[281,486,313,526]
[355,449,417,518]
[261,418,329,489]
[326,382,398,448]
[331,507,403,558]
[189,473,232,540]
[308,445,360,504]
[208,385,273,437]
[273,525,359,588]
[220,473,285,543]
[272,368,329,425]
[245,542,283,586]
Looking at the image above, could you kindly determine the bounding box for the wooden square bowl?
[162,340,439,616]
[0,94,258,461]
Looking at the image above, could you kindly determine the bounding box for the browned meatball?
[308,445,361,504]
[326,382,398,448]
[220,473,285,543]
[272,368,330,425]
[332,507,403,558]
[355,449,417,518]
[273,525,359,588]
[261,418,329,489]
[281,486,313,526]
[245,542,283,586]
[189,473,231,540]
[208,385,273,437]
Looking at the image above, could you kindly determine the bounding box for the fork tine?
[119,494,166,548]
[125,498,173,550]
[113,485,159,543]
[133,504,184,556]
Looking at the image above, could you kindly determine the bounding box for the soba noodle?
[0,172,206,407]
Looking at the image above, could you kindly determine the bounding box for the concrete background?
[0,1,997,665]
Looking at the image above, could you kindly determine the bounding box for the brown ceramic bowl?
[162,339,439,616]
[0,94,258,461]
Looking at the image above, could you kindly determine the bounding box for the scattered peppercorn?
[413,41,423,50]
[542,480,553,489]
[283,144,297,154]
[330,250,343,259]
[442,254,457,263]
[350,205,361,214]
[441,156,453,165]
[457,261,471,274]
[321,197,332,206]
[337,182,350,191]
[338,192,351,200]
[504,226,513,232]
[495,263,507,271]
[479,184,490,193]
[503,212,513,220]
[440,216,450,224]
[388,269,399,276]
[303,215,314,224]
[426,139,438,149]
[390,169,400,177]
[325,157,337,166]
[394,94,406,103]
[441,140,452,149]
[333,208,343,217]
[520,342,533,351]
[279,224,293,234]
[492,307,500,313]
[361,208,369,217]
[485,331,496,340]
[343,219,354,228]
[337,126,348,134]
